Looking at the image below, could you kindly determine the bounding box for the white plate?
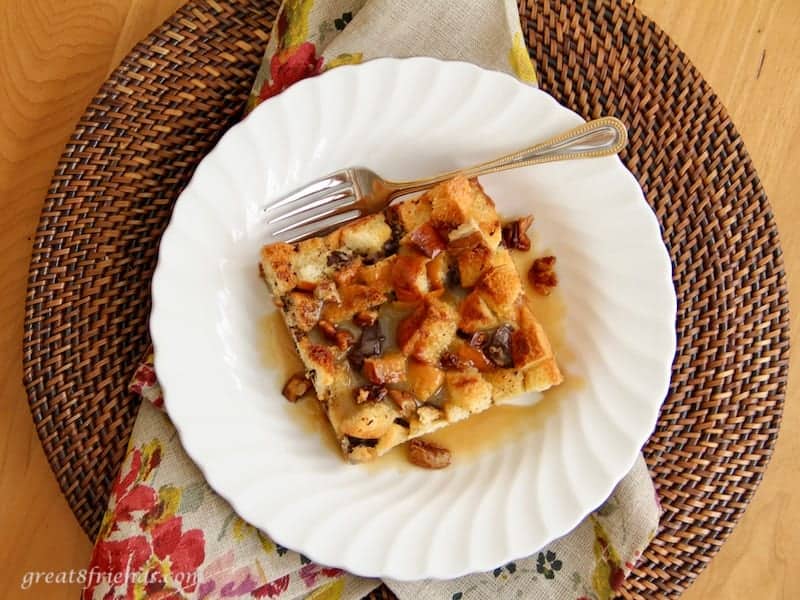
[151,57,676,580]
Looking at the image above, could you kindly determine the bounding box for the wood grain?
[636,2,800,599]
[0,2,185,598]
[0,0,797,598]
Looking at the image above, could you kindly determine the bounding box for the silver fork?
[265,116,627,242]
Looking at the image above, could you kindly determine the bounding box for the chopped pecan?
[354,384,388,404]
[334,329,354,351]
[501,215,534,251]
[529,255,558,295]
[407,439,451,469]
[484,324,514,368]
[282,372,312,403]
[531,255,556,271]
[315,319,353,350]
[388,389,418,416]
[353,309,378,327]
[318,319,338,339]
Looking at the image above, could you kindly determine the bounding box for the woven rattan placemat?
[22,0,789,597]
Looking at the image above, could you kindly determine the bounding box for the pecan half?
[282,372,312,403]
[529,255,558,295]
[407,439,451,469]
[501,215,534,251]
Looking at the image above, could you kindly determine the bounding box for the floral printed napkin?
[84,2,661,599]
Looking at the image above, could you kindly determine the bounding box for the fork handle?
[385,116,627,197]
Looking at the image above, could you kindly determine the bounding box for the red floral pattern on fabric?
[252,574,290,598]
[129,362,156,395]
[92,536,151,580]
[83,440,206,599]
[115,485,158,523]
[259,42,323,101]
[299,563,344,588]
[152,517,205,591]
[129,354,164,408]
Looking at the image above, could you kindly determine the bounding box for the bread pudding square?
[260,176,563,463]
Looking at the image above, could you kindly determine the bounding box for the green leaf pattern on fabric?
[179,481,205,513]
[535,550,563,580]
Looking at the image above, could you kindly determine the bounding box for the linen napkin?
[84,2,661,599]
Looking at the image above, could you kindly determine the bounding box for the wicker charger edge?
[22,1,789,598]
[22,0,276,539]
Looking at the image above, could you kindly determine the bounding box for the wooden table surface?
[1,1,797,598]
